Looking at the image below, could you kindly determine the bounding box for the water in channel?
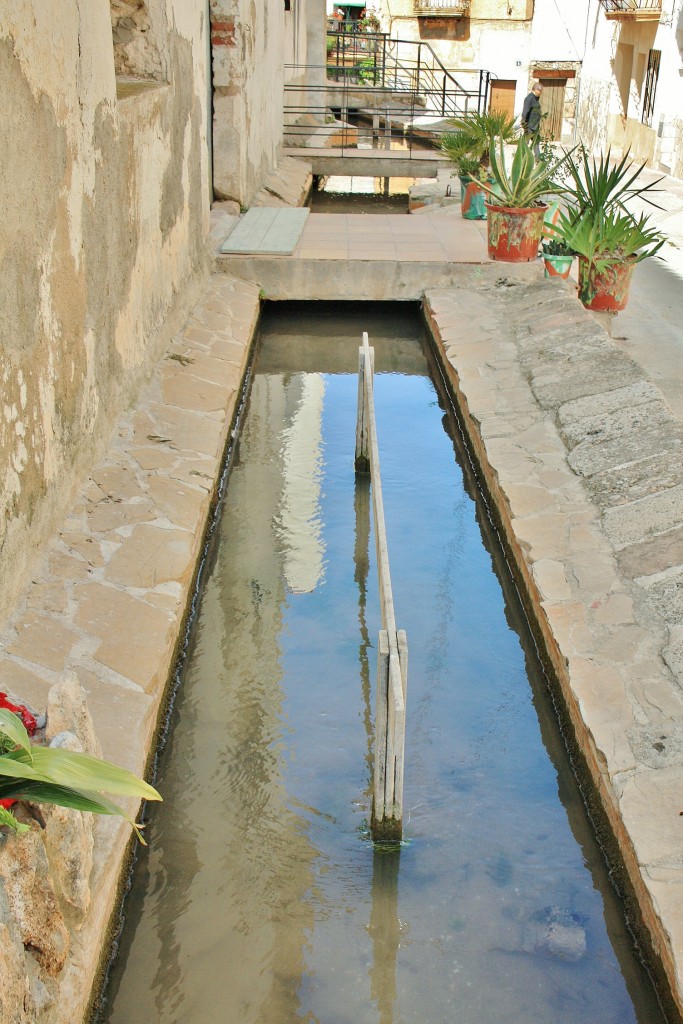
[102,302,666,1024]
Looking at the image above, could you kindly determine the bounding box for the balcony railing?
[598,0,661,20]
[413,0,470,15]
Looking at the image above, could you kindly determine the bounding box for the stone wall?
[0,676,102,1022]
[0,0,211,630]
[211,0,324,205]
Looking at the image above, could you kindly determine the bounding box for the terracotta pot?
[486,203,547,262]
[577,255,636,311]
[543,253,573,280]
[459,176,487,220]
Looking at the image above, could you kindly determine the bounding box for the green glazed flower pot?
[543,254,573,279]
[459,176,487,220]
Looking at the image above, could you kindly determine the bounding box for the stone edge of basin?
[0,274,262,1023]
[424,276,683,1022]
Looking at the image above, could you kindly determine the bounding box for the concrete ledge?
[282,147,447,179]
[424,277,683,1021]
[216,256,539,301]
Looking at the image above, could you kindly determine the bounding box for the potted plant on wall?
[441,112,518,221]
[478,136,570,262]
[555,149,665,311]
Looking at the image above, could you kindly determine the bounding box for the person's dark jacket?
[522,91,542,134]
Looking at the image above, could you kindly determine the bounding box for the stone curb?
[424,275,683,1020]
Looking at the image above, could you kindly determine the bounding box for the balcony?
[598,0,661,21]
[413,0,470,15]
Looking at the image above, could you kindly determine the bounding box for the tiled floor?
[294,210,488,262]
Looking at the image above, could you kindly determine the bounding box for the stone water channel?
[99,302,666,1024]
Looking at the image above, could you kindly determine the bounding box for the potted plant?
[451,155,489,219]
[541,236,575,280]
[478,137,571,262]
[556,149,665,311]
[441,112,517,221]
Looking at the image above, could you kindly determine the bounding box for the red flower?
[0,691,37,735]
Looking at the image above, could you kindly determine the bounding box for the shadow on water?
[99,301,668,1024]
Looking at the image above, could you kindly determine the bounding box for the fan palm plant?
[441,110,518,177]
[0,707,161,842]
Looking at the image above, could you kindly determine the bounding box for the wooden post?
[373,630,389,827]
[355,332,372,473]
[357,330,408,843]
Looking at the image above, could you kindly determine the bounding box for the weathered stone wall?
[0,676,101,1023]
[210,0,324,205]
[0,0,211,630]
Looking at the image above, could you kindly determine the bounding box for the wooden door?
[489,80,516,120]
[538,78,566,141]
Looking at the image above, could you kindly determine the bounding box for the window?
[642,48,661,126]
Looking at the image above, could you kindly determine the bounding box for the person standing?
[521,82,543,159]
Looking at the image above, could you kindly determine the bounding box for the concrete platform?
[216,208,510,300]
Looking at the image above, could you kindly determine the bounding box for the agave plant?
[0,707,161,842]
[541,236,575,257]
[478,136,572,209]
[441,111,518,177]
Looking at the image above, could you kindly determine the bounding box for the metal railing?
[413,0,470,13]
[284,34,492,157]
[598,0,661,17]
[325,30,492,118]
[355,333,408,843]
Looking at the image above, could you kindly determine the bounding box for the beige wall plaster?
[0,2,211,628]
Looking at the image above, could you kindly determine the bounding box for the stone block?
[602,484,683,550]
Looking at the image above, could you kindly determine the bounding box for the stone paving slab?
[424,275,683,1019]
[220,207,310,255]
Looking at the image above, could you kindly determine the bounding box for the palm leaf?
[2,780,150,844]
[0,707,32,756]
[30,747,161,802]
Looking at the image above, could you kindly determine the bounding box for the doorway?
[538,77,567,141]
[489,78,516,120]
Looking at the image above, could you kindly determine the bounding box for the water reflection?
[368,849,401,1024]
[277,373,326,595]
